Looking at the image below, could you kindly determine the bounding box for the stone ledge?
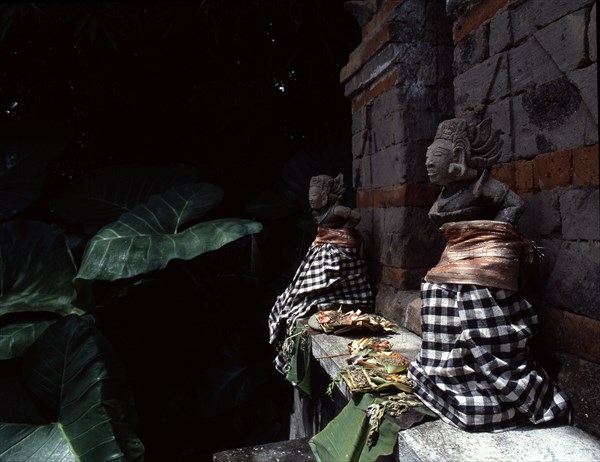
[309,326,600,462]
[212,437,315,462]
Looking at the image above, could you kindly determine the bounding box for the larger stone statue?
[268,173,374,375]
[408,118,570,431]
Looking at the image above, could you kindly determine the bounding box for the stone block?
[589,3,597,62]
[568,63,598,125]
[544,240,600,318]
[511,0,594,44]
[534,9,588,73]
[508,37,563,94]
[453,23,489,74]
[371,110,403,151]
[381,206,445,268]
[351,105,367,136]
[560,188,600,240]
[563,310,600,362]
[557,352,600,437]
[404,110,444,143]
[213,438,316,462]
[454,52,509,113]
[484,97,513,162]
[369,143,408,188]
[375,284,423,331]
[489,8,512,55]
[513,81,591,159]
[518,190,561,238]
[372,85,400,119]
[397,418,600,462]
[351,131,367,160]
[573,144,600,186]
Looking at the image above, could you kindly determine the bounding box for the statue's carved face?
[309,184,328,210]
[426,139,455,186]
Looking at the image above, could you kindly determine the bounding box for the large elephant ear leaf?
[0,317,57,360]
[16,314,145,462]
[75,182,263,281]
[0,424,76,461]
[0,221,82,319]
[50,163,199,234]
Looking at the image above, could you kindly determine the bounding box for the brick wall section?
[342,0,454,307]
[450,0,599,436]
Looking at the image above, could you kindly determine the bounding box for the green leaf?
[0,318,56,360]
[50,163,199,233]
[309,393,400,462]
[76,183,262,281]
[0,221,81,319]
[14,314,145,462]
[0,423,76,461]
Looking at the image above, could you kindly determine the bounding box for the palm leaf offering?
[339,337,412,394]
[309,307,398,335]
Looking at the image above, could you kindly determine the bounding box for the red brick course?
[381,265,429,290]
[573,145,600,186]
[356,183,441,208]
[490,144,599,193]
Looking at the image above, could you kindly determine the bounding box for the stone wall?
[342,0,599,437]
[341,0,455,332]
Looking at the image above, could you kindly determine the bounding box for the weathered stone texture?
[543,240,600,318]
[589,3,597,62]
[568,63,598,125]
[557,353,600,437]
[518,190,561,238]
[481,97,512,162]
[534,8,588,73]
[375,284,423,332]
[453,23,489,74]
[560,188,600,240]
[513,84,594,159]
[489,8,512,55]
[508,37,563,94]
[510,0,595,44]
[381,206,445,268]
[454,53,509,113]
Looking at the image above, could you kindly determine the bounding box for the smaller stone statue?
[408,117,570,432]
[268,173,374,375]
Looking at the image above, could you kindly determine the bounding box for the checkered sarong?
[268,242,373,374]
[408,281,570,431]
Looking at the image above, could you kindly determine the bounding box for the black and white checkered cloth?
[268,242,373,374]
[408,281,570,431]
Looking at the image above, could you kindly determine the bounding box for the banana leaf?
[308,393,400,462]
[0,220,82,321]
[0,314,145,462]
[75,182,262,281]
[50,163,199,234]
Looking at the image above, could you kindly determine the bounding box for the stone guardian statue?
[407,118,570,431]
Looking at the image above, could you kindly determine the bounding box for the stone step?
[309,326,600,462]
[212,437,315,462]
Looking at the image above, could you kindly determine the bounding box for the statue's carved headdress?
[309,173,345,204]
[434,118,503,181]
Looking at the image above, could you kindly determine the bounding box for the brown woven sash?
[313,227,362,248]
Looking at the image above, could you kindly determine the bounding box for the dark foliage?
[0,1,360,461]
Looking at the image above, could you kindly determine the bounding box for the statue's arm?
[333,205,361,227]
[483,177,525,225]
